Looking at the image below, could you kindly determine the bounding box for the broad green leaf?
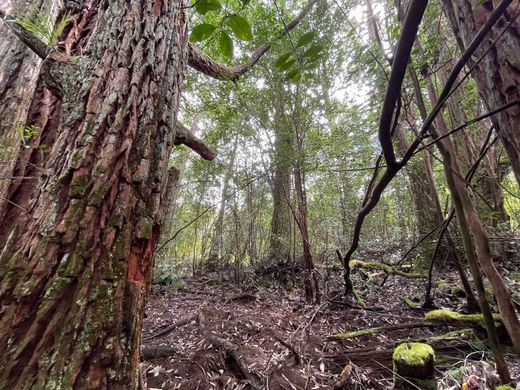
[303,44,323,59]
[296,31,317,48]
[219,31,233,59]
[278,59,296,70]
[285,68,301,82]
[190,23,217,42]
[304,60,320,70]
[227,15,253,42]
[274,53,292,68]
[195,0,221,15]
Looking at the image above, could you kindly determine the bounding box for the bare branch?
[174,122,217,161]
[342,0,514,292]
[377,0,428,168]
[187,0,319,81]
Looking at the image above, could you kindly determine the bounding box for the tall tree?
[0,0,318,386]
[443,0,520,185]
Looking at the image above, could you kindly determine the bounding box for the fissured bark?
[0,0,187,388]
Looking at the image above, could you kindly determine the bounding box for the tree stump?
[393,342,436,389]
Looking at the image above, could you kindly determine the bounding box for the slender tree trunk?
[424,73,520,359]
[268,116,292,264]
[293,155,319,304]
[207,134,239,269]
[0,1,187,388]
[443,0,520,186]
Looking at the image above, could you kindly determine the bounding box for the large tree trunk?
[442,0,520,185]
[0,0,61,230]
[0,1,187,388]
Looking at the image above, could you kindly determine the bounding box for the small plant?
[15,123,39,146]
[17,4,71,48]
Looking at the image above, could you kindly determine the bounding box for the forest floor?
[141,263,520,389]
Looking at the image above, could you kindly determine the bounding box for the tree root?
[142,315,196,342]
[206,333,254,382]
[141,346,177,360]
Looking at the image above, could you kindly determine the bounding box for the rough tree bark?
[0,1,187,387]
[443,0,520,185]
[0,0,60,233]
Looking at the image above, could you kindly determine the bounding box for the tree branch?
[174,123,217,160]
[377,0,428,168]
[341,0,514,293]
[187,0,319,81]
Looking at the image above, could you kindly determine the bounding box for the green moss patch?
[350,259,423,278]
[424,309,500,328]
[393,343,434,367]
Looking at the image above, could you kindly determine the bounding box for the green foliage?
[15,123,39,145]
[190,23,217,42]
[227,15,253,42]
[17,6,70,48]
[189,0,254,60]
[218,31,233,59]
[274,30,323,83]
[195,0,222,15]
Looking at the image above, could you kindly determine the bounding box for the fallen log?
[326,342,471,365]
[141,346,176,360]
[328,321,436,340]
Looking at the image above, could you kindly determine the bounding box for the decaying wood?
[271,334,301,365]
[326,342,471,364]
[327,321,437,341]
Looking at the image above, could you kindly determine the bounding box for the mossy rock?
[393,343,435,389]
[496,385,516,390]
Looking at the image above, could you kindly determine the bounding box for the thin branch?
[377,0,428,168]
[174,122,217,160]
[342,0,514,289]
[187,0,319,81]
[414,100,520,155]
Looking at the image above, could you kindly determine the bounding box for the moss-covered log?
[350,259,423,278]
[393,343,436,389]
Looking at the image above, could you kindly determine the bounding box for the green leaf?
[296,31,317,48]
[285,68,302,82]
[274,53,292,68]
[278,59,296,70]
[219,31,233,59]
[195,0,221,15]
[303,44,323,59]
[227,15,253,42]
[190,23,217,42]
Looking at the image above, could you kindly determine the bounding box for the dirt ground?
[141,263,520,389]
